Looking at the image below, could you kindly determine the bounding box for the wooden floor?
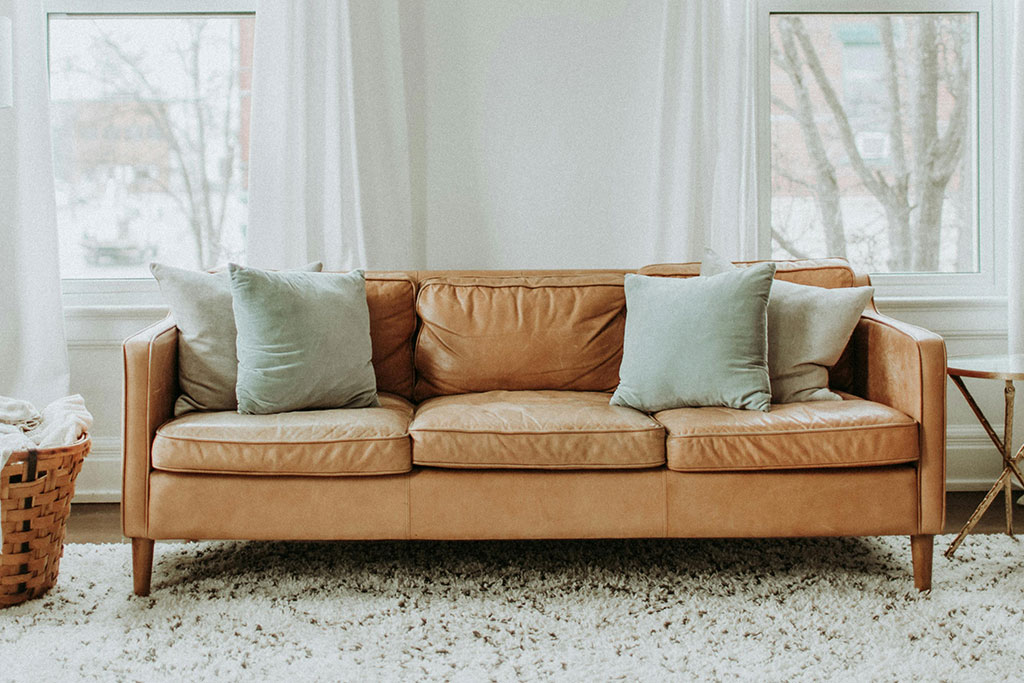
[65,491,1019,544]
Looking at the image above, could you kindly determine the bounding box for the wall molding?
[64,305,168,322]
[946,478,1020,492]
[939,329,1008,343]
[875,295,1006,315]
[947,424,999,448]
[68,339,125,351]
[74,436,122,504]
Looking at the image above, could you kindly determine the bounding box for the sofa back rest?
[638,258,868,288]
[365,273,417,400]
[637,258,870,392]
[413,273,629,400]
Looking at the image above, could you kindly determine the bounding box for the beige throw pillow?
[700,250,873,403]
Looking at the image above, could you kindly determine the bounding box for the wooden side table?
[945,355,1024,558]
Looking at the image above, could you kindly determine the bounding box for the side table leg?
[946,469,1012,558]
[1005,381,1015,537]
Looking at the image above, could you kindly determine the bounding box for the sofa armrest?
[850,307,946,534]
[122,316,178,538]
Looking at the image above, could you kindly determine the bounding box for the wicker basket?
[0,437,89,608]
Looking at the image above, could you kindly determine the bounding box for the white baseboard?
[946,478,1022,492]
[73,436,122,504]
[72,490,122,503]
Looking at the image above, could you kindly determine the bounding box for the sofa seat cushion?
[410,390,665,469]
[152,393,413,476]
[655,394,918,472]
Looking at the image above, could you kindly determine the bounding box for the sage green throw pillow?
[151,261,323,415]
[229,265,379,415]
[700,250,873,403]
[610,263,775,413]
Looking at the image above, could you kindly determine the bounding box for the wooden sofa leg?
[911,534,933,591]
[132,538,154,597]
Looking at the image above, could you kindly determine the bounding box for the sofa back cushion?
[414,274,627,400]
[639,258,866,289]
[365,273,417,400]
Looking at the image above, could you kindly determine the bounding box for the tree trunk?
[910,18,942,271]
[913,180,946,271]
[879,17,912,271]
[883,201,912,271]
[955,127,975,272]
[775,19,847,258]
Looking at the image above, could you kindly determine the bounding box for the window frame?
[756,0,1005,299]
[44,0,256,306]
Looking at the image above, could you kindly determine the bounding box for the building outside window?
[48,11,254,279]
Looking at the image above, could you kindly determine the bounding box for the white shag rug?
[0,535,1021,681]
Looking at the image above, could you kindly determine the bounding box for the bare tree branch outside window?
[49,15,254,278]
[769,13,976,274]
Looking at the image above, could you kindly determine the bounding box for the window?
[47,7,255,280]
[758,0,998,295]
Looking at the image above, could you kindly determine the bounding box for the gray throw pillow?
[701,250,874,403]
[229,265,379,415]
[151,261,323,415]
[610,263,775,413]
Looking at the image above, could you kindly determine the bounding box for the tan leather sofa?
[122,259,946,595]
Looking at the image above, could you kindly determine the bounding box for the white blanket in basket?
[0,395,93,470]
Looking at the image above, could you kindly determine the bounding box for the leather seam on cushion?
[409,427,665,436]
[772,265,851,274]
[644,263,852,274]
[152,464,413,477]
[364,275,415,283]
[406,473,412,540]
[412,460,666,469]
[417,281,625,292]
[662,421,915,439]
[661,469,668,538]
[862,311,934,343]
[142,320,177,537]
[916,330,925,534]
[667,456,919,472]
[153,433,411,445]
[641,265,852,275]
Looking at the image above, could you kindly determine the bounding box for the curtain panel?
[247,0,417,271]
[0,0,69,406]
[1008,1,1024,353]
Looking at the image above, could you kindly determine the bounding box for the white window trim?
[756,0,1006,300]
[45,0,256,307]
[44,0,256,15]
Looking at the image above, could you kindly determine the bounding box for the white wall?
[420,0,668,269]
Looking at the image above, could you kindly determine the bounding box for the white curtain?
[247,0,418,271]
[247,0,756,270]
[653,0,757,261]
[1008,1,1024,353]
[0,0,69,407]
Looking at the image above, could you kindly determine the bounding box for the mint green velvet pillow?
[610,263,775,412]
[151,261,323,415]
[229,265,379,414]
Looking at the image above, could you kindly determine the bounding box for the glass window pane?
[48,14,254,278]
[769,13,977,274]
